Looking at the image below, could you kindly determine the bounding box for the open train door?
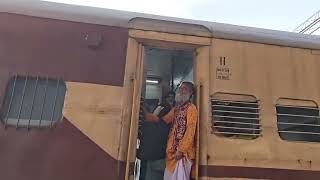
[123,21,211,179]
[122,38,145,180]
[194,46,211,180]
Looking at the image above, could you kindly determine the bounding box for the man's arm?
[144,107,175,124]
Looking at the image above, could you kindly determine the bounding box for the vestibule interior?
[142,47,194,111]
[134,46,194,180]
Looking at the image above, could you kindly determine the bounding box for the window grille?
[1,75,66,129]
[211,93,261,139]
[276,98,320,142]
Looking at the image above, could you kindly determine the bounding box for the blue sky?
[45,0,320,34]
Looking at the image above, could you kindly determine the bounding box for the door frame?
[124,29,211,180]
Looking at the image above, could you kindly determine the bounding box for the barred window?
[211,93,261,139]
[276,98,320,142]
[1,75,66,128]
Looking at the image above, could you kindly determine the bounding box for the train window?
[276,98,320,142]
[1,75,66,128]
[211,93,261,139]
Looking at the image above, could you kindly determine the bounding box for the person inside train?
[153,91,175,116]
[137,91,176,180]
[143,81,198,180]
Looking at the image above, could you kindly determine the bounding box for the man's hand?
[175,151,183,161]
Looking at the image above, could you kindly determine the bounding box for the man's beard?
[175,92,191,106]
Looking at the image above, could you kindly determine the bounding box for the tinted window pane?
[277,101,320,143]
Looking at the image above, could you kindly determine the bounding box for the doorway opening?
[134,46,194,180]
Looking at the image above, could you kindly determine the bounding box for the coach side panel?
[205,38,320,179]
[0,13,129,180]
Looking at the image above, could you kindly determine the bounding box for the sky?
[44,0,320,35]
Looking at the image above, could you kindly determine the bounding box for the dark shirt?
[137,103,172,160]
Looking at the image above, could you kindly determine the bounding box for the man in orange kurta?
[144,82,198,179]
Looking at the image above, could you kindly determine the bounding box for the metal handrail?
[213,125,261,131]
[279,130,320,135]
[278,122,320,127]
[276,105,319,110]
[213,115,259,120]
[212,104,259,110]
[214,131,260,136]
[213,120,260,126]
[277,113,319,118]
[213,109,259,115]
[211,99,258,105]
